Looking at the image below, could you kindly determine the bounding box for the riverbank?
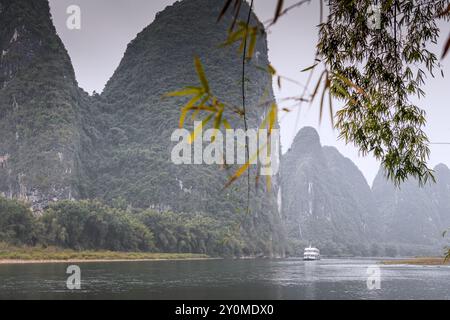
[0,245,212,264]
[381,257,450,266]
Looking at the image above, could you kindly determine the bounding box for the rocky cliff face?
[93,0,284,256]
[281,127,379,256]
[0,0,285,256]
[0,0,88,211]
[282,127,450,256]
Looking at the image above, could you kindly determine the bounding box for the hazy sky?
[48,0,450,185]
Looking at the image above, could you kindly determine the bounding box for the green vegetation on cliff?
[0,0,285,257]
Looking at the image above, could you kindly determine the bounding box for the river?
[1,258,449,299]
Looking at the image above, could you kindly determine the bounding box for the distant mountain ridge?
[281,127,380,256]
[282,127,450,256]
[372,163,450,254]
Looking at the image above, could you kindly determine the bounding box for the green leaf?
[310,70,326,103]
[301,63,318,72]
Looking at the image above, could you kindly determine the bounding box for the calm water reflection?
[1,258,449,299]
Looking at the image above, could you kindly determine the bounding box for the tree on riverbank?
[0,196,247,256]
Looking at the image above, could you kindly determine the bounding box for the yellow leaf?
[265,175,272,192]
[211,108,224,142]
[268,64,277,76]
[224,146,261,189]
[194,57,210,94]
[188,114,213,144]
[166,87,200,97]
[179,94,203,128]
[268,103,278,135]
[247,28,258,59]
[222,27,246,47]
[190,96,213,121]
[224,162,251,189]
[222,118,232,129]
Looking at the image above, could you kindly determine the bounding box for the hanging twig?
[241,0,254,215]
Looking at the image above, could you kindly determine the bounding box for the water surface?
[1,258,449,299]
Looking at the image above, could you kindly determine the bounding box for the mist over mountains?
[0,0,449,257]
[282,127,450,256]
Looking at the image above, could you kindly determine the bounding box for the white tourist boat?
[303,246,320,261]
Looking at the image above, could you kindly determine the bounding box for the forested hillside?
[0,0,90,211]
[0,0,285,257]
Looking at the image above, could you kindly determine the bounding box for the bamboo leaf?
[333,72,367,97]
[194,57,210,93]
[239,34,246,53]
[301,63,318,72]
[329,90,334,128]
[268,103,277,135]
[255,166,260,190]
[247,28,258,59]
[189,105,217,113]
[273,0,284,23]
[437,3,450,18]
[222,27,246,47]
[188,114,213,144]
[222,118,232,129]
[179,94,203,128]
[166,87,200,97]
[224,162,251,189]
[191,108,201,121]
[319,78,327,125]
[442,34,450,59]
[224,144,267,189]
[230,0,242,31]
[268,64,277,75]
[190,101,216,121]
[218,0,233,22]
[212,107,224,142]
[265,175,272,192]
[310,70,326,103]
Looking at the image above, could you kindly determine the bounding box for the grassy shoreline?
[0,245,212,264]
[381,257,450,266]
